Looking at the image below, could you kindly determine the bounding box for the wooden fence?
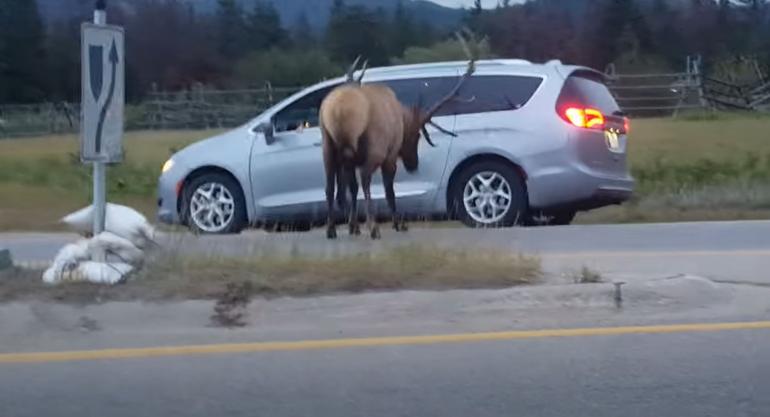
[2,58,769,139]
[606,55,770,116]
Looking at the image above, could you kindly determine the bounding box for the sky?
[428,0,522,8]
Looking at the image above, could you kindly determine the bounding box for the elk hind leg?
[323,143,338,240]
[346,164,361,235]
[359,164,380,240]
[382,160,407,232]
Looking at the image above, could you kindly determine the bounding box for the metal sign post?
[81,0,125,236]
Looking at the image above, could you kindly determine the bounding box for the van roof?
[341,59,603,82]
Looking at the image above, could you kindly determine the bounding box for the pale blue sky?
[428,0,522,8]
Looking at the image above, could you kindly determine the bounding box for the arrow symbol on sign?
[89,45,104,101]
[94,39,119,154]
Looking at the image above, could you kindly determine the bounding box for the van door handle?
[313,142,321,147]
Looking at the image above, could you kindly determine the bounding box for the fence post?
[692,55,711,111]
[265,81,273,105]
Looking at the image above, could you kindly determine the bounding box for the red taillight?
[564,107,586,128]
[561,107,605,130]
[624,117,630,133]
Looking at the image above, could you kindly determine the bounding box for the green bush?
[232,48,342,88]
[392,37,495,65]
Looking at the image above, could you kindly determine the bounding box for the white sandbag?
[88,232,144,265]
[73,262,134,285]
[51,240,91,266]
[44,261,134,285]
[43,263,70,284]
[61,203,156,249]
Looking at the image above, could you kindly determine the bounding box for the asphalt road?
[3,220,770,282]
[2,221,770,416]
[2,323,770,417]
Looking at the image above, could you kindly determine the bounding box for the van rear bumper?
[527,162,634,212]
[537,187,632,213]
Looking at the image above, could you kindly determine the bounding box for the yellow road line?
[544,249,770,259]
[2,321,770,364]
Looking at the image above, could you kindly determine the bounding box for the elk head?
[400,31,477,173]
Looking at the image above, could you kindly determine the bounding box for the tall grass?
[0,244,542,302]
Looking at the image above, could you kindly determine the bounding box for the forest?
[1,0,768,104]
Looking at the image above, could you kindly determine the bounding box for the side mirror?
[255,121,276,145]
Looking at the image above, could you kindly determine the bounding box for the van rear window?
[557,74,620,115]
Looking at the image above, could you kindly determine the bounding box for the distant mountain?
[37,0,466,29]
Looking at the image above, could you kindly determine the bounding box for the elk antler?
[419,30,478,146]
[346,55,362,83]
[421,31,477,124]
[357,60,368,83]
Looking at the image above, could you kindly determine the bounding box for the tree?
[389,0,417,58]
[473,0,483,15]
[292,11,316,46]
[124,0,222,94]
[0,0,48,103]
[591,0,652,67]
[465,0,485,34]
[45,19,82,102]
[245,1,288,51]
[216,0,248,61]
[325,3,390,66]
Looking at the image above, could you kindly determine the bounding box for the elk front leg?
[359,165,380,240]
[382,160,407,232]
[346,164,361,235]
[323,144,338,239]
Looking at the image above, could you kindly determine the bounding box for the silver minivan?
[157,59,634,234]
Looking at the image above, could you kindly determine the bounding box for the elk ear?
[421,126,436,147]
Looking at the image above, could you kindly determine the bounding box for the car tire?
[449,161,529,228]
[181,172,247,235]
[547,210,576,226]
[526,210,576,226]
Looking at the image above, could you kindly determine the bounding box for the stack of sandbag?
[43,203,158,285]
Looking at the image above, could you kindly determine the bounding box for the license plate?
[605,129,621,151]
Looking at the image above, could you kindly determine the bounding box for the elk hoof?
[398,221,409,232]
[326,227,338,240]
[349,223,361,236]
[370,227,381,240]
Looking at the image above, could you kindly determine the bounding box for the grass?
[0,114,769,231]
[572,266,603,284]
[0,244,542,303]
[574,114,770,223]
[0,129,223,231]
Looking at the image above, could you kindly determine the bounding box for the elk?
[320,32,477,240]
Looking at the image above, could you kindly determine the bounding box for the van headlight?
[161,159,175,174]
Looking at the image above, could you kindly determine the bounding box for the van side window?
[382,75,542,116]
[274,84,339,132]
[449,75,543,115]
[381,77,461,117]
